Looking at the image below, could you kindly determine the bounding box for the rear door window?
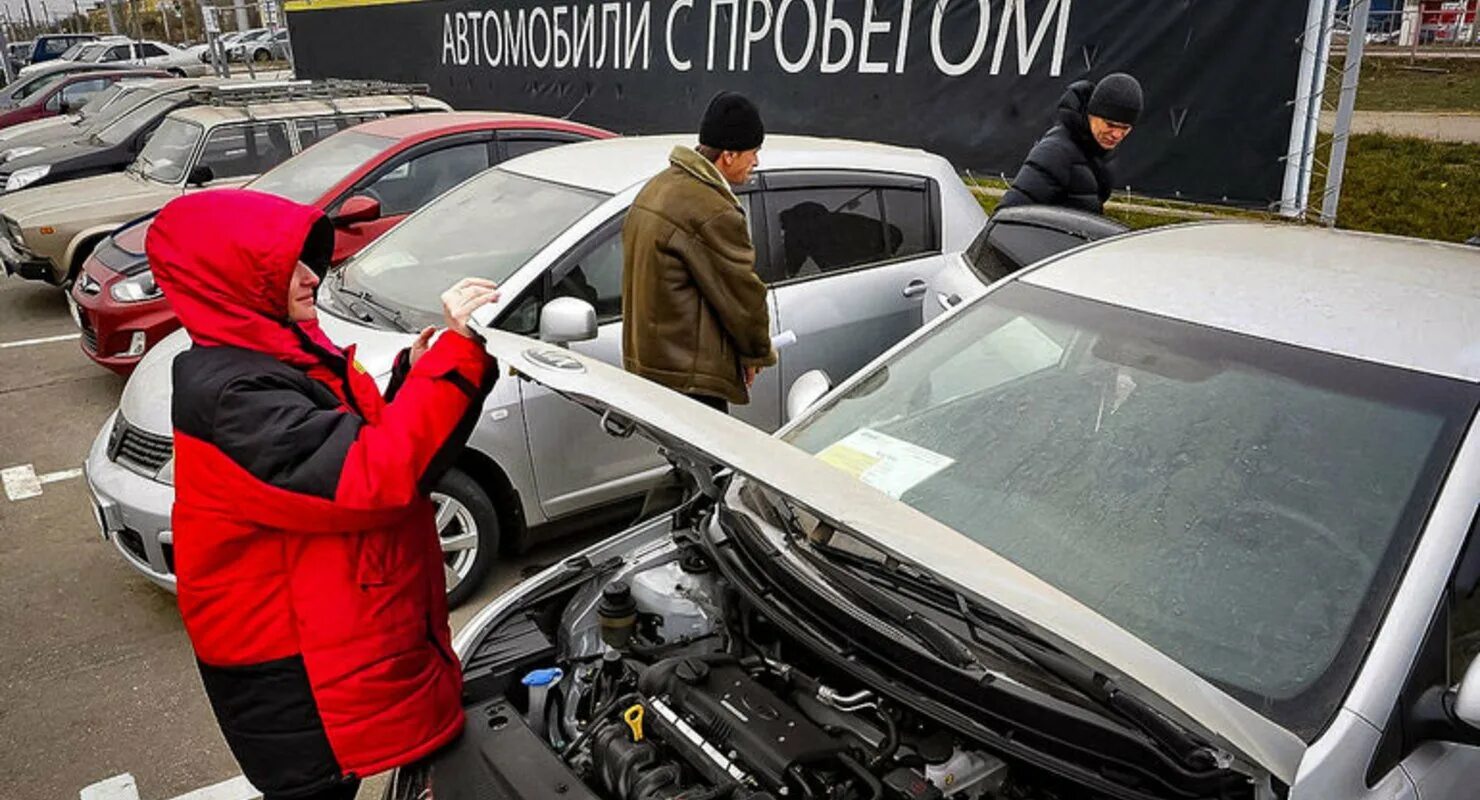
[764,184,932,283]
[197,122,293,180]
[138,43,168,58]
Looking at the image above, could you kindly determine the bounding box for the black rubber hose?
[561,692,639,760]
[838,754,883,800]
[868,709,899,770]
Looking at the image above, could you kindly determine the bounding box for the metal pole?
[105,0,119,34]
[1279,0,1336,217]
[1320,0,1369,226]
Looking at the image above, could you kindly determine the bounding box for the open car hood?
[476,326,1306,785]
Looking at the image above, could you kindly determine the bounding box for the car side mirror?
[786,370,832,423]
[334,195,381,226]
[539,297,597,346]
[186,164,215,186]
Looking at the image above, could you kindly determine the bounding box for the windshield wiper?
[744,487,1227,773]
[746,487,982,670]
[329,270,411,333]
[811,534,1228,772]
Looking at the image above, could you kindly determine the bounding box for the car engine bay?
[398,507,1259,800]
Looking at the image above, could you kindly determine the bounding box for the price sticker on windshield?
[817,428,953,500]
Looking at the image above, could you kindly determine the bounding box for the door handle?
[902,280,928,299]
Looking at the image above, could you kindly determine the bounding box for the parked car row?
[18,36,211,79]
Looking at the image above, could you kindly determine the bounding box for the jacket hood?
[1055,80,1105,157]
[147,188,338,368]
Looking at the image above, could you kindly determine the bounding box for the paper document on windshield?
[816,428,954,499]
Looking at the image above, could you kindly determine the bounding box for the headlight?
[110,270,163,303]
[157,457,174,486]
[5,164,50,192]
[3,146,44,162]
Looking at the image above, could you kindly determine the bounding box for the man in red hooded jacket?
[147,189,500,800]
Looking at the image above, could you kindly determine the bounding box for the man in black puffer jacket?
[999,73,1143,215]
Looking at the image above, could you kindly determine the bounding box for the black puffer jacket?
[999,82,1114,215]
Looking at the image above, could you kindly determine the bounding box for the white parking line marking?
[80,773,140,800]
[2,464,83,501]
[81,773,262,800]
[2,464,41,500]
[0,332,81,349]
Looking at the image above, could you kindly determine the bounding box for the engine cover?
[639,657,843,789]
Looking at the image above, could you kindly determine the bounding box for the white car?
[396,222,1480,800]
[86,134,988,606]
[44,39,211,78]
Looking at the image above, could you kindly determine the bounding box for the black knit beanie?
[1087,73,1144,125]
[699,92,765,152]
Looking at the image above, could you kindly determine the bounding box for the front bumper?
[85,412,178,592]
[0,233,56,283]
[72,277,178,375]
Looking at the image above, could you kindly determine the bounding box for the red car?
[0,68,168,129]
[71,111,614,373]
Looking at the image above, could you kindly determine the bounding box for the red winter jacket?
[147,189,496,797]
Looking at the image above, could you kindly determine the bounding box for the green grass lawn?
[1326,56,1480,112]
[1328,133,1480,241]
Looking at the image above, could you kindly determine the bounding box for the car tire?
[433,467,500,608]
[167,68,185,77]
[253,49,270,63]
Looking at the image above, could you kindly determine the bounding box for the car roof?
[167,94,450,126]
[1020,222,1480,382]
[352,110,609,140]
[498,134,954,194]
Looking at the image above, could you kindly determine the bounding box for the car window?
[250,129,394,205]
[13,71,70,102]
[60,77,110,104]
[103,45,131,62]
[198,122,293,180]
[766,186,928,282]
[294,118,344,150]
[139,43,168,58]
[357,141,489,217]
[43,39,77,56]
[503,137,573,161]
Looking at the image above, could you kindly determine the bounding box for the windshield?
[75,44,110,63]
[783,282,1477,739]
[248,130,392,205]
[12,70,70,102]
[77,83,125,116]
[58,42,89,60]
[95,93,182,146]
[342,169,606,321]
[135,117,202,183]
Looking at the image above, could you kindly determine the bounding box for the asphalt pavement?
[0,274,595,800]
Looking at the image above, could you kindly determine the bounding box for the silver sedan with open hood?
[397,223,1480,800]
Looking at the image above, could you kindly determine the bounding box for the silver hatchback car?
[84,134,987,605]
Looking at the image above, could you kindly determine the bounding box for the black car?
[0,79,209,193]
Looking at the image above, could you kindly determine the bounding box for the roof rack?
[186,80,432,108]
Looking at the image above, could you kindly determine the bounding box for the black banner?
[288,0,1309,208]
